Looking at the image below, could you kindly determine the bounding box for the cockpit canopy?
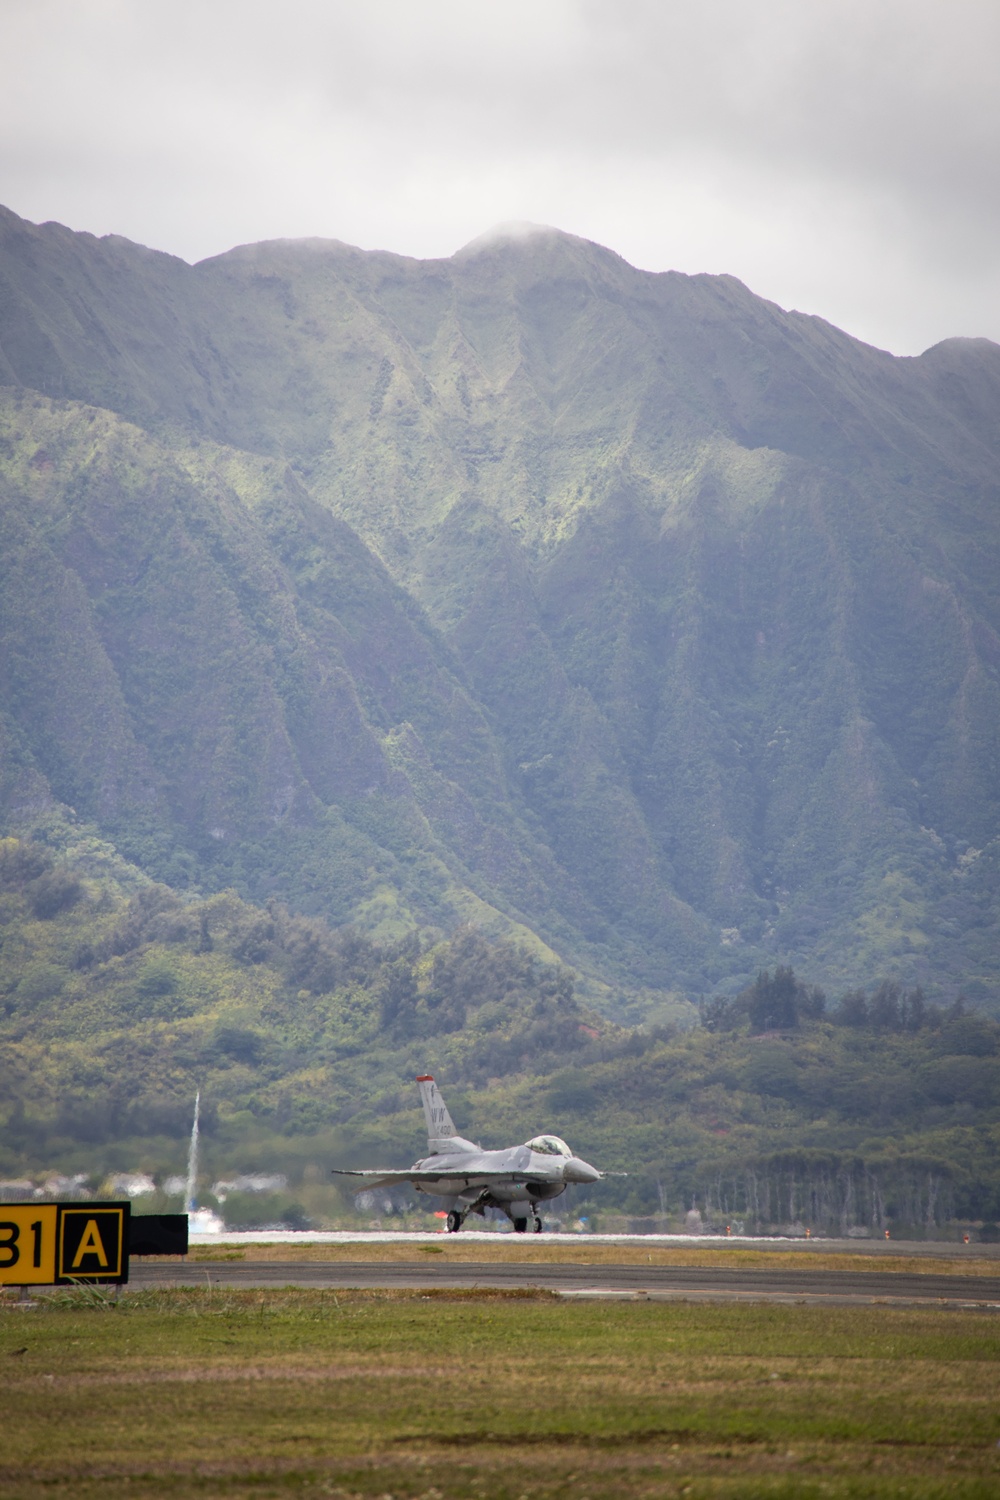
[525,1134,573,1158]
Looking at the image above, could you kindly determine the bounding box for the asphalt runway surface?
[130,1259,1000,1308]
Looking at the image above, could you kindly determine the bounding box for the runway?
[187,1230,1000,1256]
[130,1258,1000,1308]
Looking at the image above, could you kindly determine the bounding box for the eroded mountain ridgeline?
[0,205,998,1007]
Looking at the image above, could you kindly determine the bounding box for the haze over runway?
[185,1232,1000,1259]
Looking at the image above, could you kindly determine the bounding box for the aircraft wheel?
[513,1217,528,1233]
[446,1211,462,1233]
[532,1214,542,1233]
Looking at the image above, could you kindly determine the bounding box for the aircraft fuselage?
[411,1143,573,1204]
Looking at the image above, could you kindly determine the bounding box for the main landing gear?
[445,1191,492,1232]
[446,1197,542,1234]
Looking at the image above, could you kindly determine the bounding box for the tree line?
[700,965,982,1039]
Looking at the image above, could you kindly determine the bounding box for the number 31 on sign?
[0,1204,59,1285]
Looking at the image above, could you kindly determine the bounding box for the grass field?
[2,1287,999,1499]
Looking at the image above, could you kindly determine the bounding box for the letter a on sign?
[57,1204,128,1283]
[71,1219,109,1268]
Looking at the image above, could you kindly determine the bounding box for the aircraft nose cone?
[564,1156,601,1184]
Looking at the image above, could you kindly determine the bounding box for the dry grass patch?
[184,1239,1000,1277]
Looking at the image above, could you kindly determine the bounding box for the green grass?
[2,1288,999,1497]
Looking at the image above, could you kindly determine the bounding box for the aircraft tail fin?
[416,1075,477,1154]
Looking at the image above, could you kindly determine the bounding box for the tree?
[869,980,902,1032]
[836,989,869,1027]
[747,967,800,1032]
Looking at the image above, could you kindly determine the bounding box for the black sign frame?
[56,1202,131,1284]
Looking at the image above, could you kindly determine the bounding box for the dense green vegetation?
[0,836,610,1164]
[2,839,997,1234]
[3,1289,999,1499]
[1,206,999,1005]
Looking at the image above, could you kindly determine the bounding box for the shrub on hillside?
[27,867,82,918]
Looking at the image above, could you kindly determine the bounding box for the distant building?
[211,1174,287,1201]
[108,1172,156,1198]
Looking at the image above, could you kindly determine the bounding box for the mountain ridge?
[1,203,998,1007]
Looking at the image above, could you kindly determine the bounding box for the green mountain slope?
[0,389,628,971]
[0,835,616,1187]
[2,838,997,1234]
[1,207,999,1004]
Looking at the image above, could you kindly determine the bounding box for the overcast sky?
[2,0,998,354]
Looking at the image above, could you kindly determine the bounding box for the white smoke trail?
[185,1090,200,1214]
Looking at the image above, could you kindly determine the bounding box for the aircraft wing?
[332,1167,561,1188]
[331,1169,428,1189]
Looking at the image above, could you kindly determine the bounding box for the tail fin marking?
[416,1075,477,1155]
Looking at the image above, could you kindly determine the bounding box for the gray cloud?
[1,0,998,353]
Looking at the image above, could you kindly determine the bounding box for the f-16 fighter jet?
[333,1074,607,1232]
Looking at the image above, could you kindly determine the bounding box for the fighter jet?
[332,1074,608,1232]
